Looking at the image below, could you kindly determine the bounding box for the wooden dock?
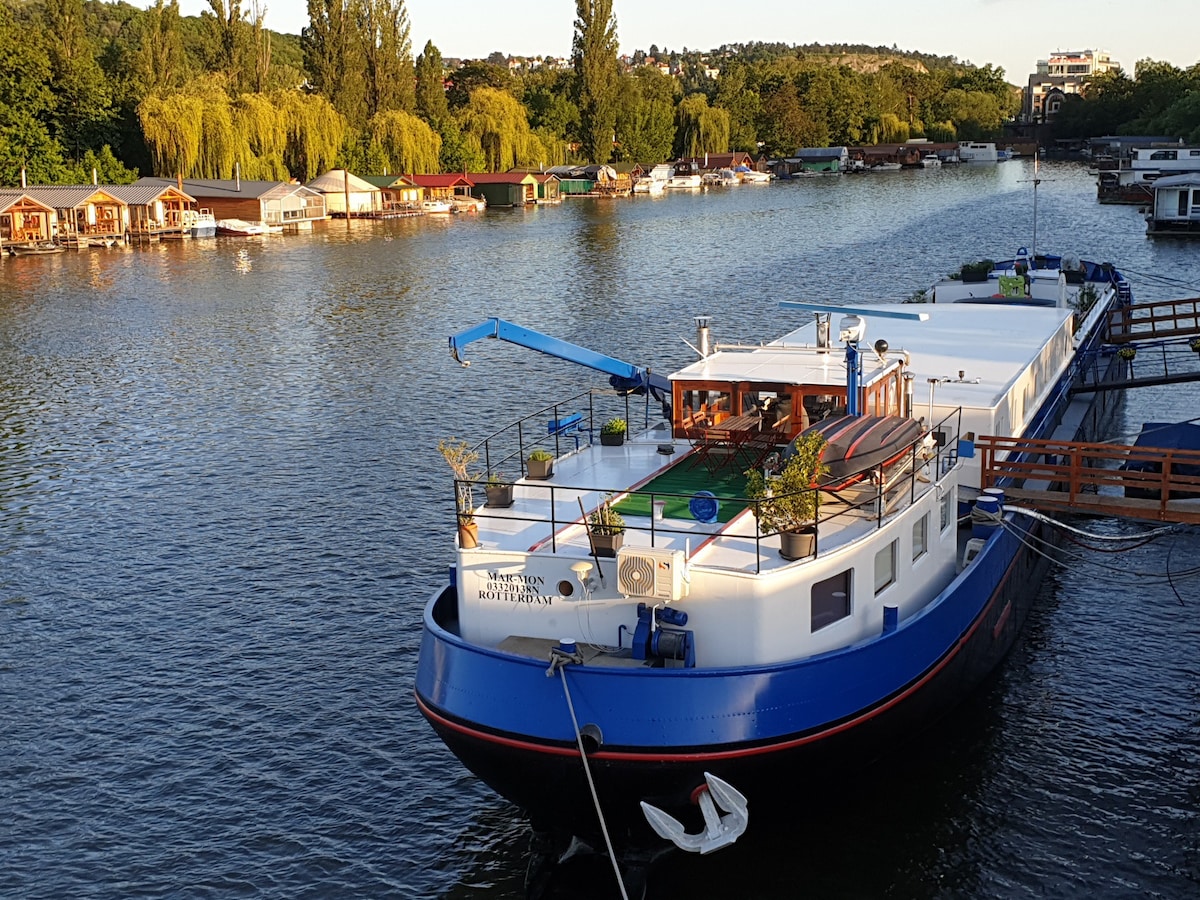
[978,434,1200,524]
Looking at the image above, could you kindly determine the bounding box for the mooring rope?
[991,508,1200,584]
[1005,505,1180,541]
[551,658,630,900]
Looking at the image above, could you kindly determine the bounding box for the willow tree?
[275,90,345,181]
[459,87,545,172]
[138,93,201,175]
[358,0,415,120]
[367,109,440,173]
[233,92,287,179]
[674,93,729,158]
[572,0,619,163]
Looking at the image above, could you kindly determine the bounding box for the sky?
[151,0,1196,86]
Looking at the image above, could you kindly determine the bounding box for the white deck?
[469,421,941,575]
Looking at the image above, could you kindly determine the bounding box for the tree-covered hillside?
[0,0,1195,186]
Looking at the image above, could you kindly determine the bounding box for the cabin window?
[811,570,851,632]
[874,541,897,595]
[912,514,929,560]
[940,492,955,532]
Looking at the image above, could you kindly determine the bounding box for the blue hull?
[417,510,1054,842]
[415,268,1128,847]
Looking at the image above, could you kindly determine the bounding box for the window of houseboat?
[940,492,955,532]
[874,541,897,595]
[811,570,851,632]
[912,514,929,561]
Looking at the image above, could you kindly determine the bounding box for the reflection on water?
[1,161,1198,899]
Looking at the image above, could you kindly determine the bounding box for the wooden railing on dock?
[1107,297,1200,343]
[978,434,1200,524]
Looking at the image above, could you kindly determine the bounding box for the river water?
[1,161,1198,899]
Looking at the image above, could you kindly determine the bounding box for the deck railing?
[455,406,964,572]
[978,434,1200,523]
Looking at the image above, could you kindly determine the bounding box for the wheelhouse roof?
[670,303,1073,412]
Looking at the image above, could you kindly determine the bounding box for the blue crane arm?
[448,317,671,398]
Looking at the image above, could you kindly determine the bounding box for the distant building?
[1023,49,1121,124]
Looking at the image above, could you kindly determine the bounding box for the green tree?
[415,39,449,126]
[445,60,517,109]
[358,0,415,120]
[714,58,760,152]
[200,0,253,93]
[133,0,189,97]
[523,67,578,144]
[366,108,440,173]
[437,121,485,172]
[572,0,619,163]
[303,0,366,127]
[613,69,676,162]
[43,0,117,157]
[674,92,729,157]
[0,4,68,184]
[459,86,545,171]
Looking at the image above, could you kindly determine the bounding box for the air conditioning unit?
[616,547,688,601]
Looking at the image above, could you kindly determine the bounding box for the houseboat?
[957,141,998,162]
[1097,145,1200,204]
[416,249,1132,886]
[1145,173,1200,237]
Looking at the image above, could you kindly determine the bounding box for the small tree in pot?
[438,438,481,548]
[744,430,828,560]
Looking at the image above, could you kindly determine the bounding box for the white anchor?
[639,773,749,854]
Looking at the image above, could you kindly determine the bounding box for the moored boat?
[416,250,1132,878]
[422,199,453,214]
[184,208,217,238]
[958,141,998,162]
[921,153,942,168]
[215,218,270,236]
[8,241,64,255]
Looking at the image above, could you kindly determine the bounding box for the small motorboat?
[422,200,453,214]
[215,218,270,236]
[921,154,942,168]
[8,241,64,255]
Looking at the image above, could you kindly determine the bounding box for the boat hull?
[416,514,1050,844]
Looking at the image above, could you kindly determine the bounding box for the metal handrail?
[453,406,965,571]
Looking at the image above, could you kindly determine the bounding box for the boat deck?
[469,422,942,574]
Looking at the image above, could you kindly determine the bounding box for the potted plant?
[744,430,828,560]
[527,447,554,480]
[1117,345,1137,361]
[958,259,994,284]
[438,438,480,549]
[600,417,627,446]
[586,497,626,558]
[484,471,514,508]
